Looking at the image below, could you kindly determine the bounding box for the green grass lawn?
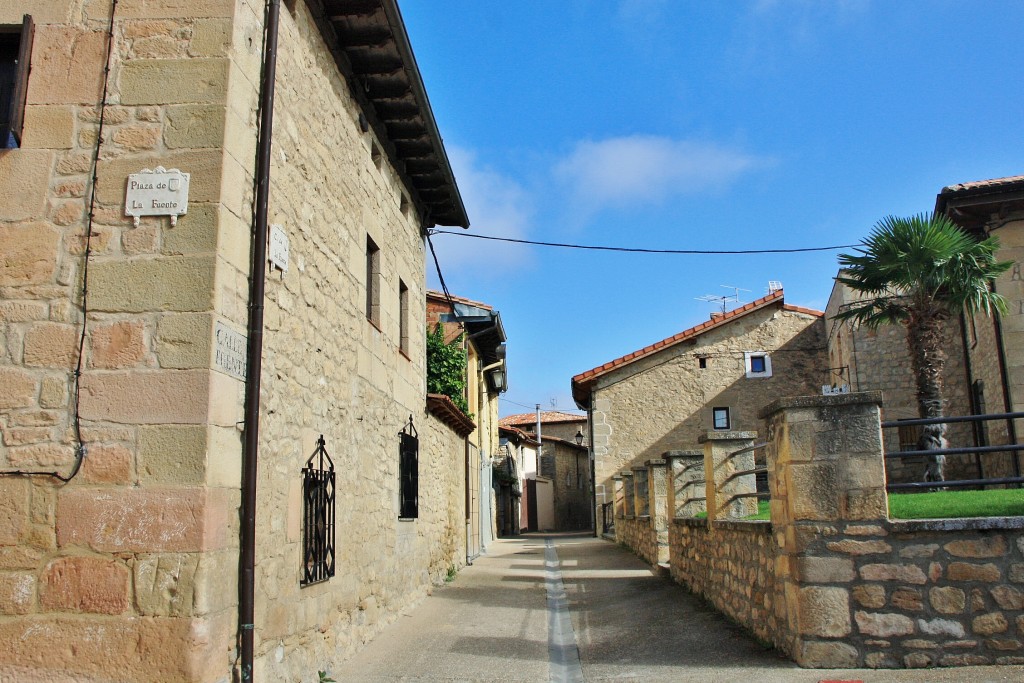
[888,488,1024,519]
[695,490,1024,521]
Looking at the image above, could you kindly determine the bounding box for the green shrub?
[426,324,471,417]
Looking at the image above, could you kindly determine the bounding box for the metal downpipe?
[239,0,281,680]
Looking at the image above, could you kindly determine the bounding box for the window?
[713,407,731,431]
[744,351,772,378]
[301,436,336,586]
[698,356,707,369]
[365,235,380,326]
[0,15,33,149]
[399,417,418,519]
[398,279,409,356]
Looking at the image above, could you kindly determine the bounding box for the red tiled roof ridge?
[782,303,823,317]
[499,410,586,426]
[941,175,1024,194]
[426,289,493,311]
[572,289,785,385]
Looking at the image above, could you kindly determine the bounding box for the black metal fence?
[881,411,1024,491]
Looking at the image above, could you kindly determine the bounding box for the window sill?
[367,318,382,333]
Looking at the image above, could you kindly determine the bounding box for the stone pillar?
[621,470,635,518]
[760,392,886,667]
[612,475,623,519]
[646,459,669,563]
[664,449,704,518]
[700,431,758,522]
[632,465,649,518]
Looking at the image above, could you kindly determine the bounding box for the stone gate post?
[664,450,705,518]
[700,431,758,522]
[620,470,634,518]
[646,458,669,564]
[760,392,887,667]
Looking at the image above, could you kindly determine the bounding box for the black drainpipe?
[239,1,281,680]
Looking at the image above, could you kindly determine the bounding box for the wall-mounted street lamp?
[575,428,584,447]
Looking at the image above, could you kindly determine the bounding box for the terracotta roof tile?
[499,411,587,427]
[426,289,493,311]
[571,289,792,388]
[941,175,1024,195]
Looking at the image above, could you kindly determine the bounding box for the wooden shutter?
[399,430,419,518]
[9,15,33,146]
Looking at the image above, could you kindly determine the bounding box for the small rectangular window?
[398,279,409,356]
[399,417,419,519]
[0,15,33,149]
[698,357,707,369]
[744,351,772,378]
[366,235,380,326]
[713,407,731,431]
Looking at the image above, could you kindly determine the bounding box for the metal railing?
[717,442,770,509]
[678,460,706,508]
[881,412,1024,491]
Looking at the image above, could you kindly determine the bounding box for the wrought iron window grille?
[399,416,419,519]
[301,435,336,586]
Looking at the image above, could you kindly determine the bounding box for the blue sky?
[400,1,1024,416]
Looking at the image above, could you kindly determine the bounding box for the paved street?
[332,532,1024,682]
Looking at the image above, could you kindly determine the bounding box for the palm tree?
[833,213,1012,479]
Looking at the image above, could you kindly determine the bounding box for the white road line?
[545,538,585,683]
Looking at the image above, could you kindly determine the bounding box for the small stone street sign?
[124,166,190,227]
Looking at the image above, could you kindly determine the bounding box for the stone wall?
[615,392,1024,669]
[550,440,591,531]
[616,515,657,566]
[1,2,241,680]
[0,2,470,682]
[670,519,786,652]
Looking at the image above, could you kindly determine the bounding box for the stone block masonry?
[0,2,470,682]
[616,392,1024,669]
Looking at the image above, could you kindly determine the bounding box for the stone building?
[500,409,588,443]
[0,2,478,681]
[825,174,1024,485]
[426,290,507,558]
[538,435,591,531]
[500,411,590,530]
[571,289,826,503]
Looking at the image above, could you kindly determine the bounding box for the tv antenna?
[696,285,751,313]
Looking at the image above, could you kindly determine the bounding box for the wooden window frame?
[365,235,381,327]
[0,15,33,148]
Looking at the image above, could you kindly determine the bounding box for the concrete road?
[331,532,1024,682]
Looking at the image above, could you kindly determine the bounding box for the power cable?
[429,229,856,255]
[0,0,119,481]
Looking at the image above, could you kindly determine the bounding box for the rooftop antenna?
[696,285,750,313]
[768,280,783,294]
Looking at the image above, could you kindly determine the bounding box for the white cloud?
[553,135,764,219]
[429,145,533,283]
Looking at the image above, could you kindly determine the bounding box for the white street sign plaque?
[125,166,190,227]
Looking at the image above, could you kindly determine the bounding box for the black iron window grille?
[301,435,335,586]
[399,416,419,519]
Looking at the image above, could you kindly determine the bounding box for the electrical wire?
[429,229,857,255]
[0,1,118,482]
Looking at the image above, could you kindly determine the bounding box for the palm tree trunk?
[907,312,948,481]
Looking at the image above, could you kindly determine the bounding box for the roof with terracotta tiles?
[499,411,587,427]
[571,290,823,403]
[426,289,493,311]
[939,175,1024,196]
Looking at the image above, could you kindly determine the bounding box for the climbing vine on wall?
[426,324,471,417]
